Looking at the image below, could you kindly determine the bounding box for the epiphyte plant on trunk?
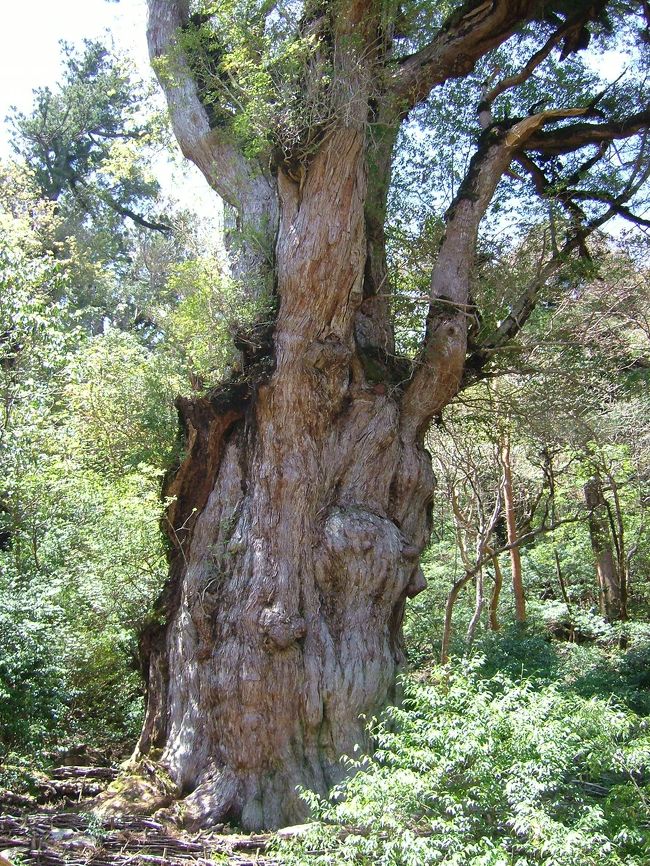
[98,0,650,831]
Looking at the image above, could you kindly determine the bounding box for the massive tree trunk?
[96,0,650,832]
[132,127,434,830]
[133,130,526,829]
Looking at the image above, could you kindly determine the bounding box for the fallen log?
[50,767,118,782]
[0,791,36,811]
[0,811,274,865]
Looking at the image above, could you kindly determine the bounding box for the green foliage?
[279,651,650,865]
[172,1,330,159]
[64,330,182,472]
[6,41,181,335]
[0,593,67,751]
[157,258,262,389]
[0,149,178,761]
[10,40,165,231]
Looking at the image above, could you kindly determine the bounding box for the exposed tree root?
[0,810,273,866]
[93,760,179,821]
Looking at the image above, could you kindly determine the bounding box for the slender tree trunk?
[604,472,629,620]
[441,572,471,665]
[441,495,501,663]
[500,435,525,623]
[466,570,484,650]
[584,475,623,622]
[488,551,503,631]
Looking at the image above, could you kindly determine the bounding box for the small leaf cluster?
[176,0,333,160]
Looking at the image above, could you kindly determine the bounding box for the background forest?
[1,16,650,866]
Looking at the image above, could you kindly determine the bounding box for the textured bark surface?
[122,37,573,835]
[125,128,435,831]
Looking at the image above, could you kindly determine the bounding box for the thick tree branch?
[389,0,539,113]
[483,22,567,106]
[400,109,591,436]
[564,190,650,227]
[525,108,650,156]
[463,112,650,376]
[147,0,278,266]
[147,0,247,206]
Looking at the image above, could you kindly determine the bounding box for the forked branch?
[401,108,594,435]
[389,0,540,113]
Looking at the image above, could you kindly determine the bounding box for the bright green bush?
[278,659,649,866]
[0,592,68,752]
[0,458,169,755]
[0,269,172,762]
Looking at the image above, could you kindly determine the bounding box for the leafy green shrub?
[0,592,68,753]
[158,258,271,389]
[65,329,182,473]
[475,625,560,684]
[279,661,649,866]
[0,460,167,756]
[561,641,650,718]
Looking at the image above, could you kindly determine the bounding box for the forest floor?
[0,771,279,866]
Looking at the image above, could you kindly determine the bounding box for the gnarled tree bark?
[584,475,624,622]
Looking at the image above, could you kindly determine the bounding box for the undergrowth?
[278,634,650,866]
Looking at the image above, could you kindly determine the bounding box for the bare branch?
[525,108,650,156]
[565,191,650,228]
[483,24,566,106]
[440,486,502,663]
[476,514,581,583]
[401,109,591,436]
